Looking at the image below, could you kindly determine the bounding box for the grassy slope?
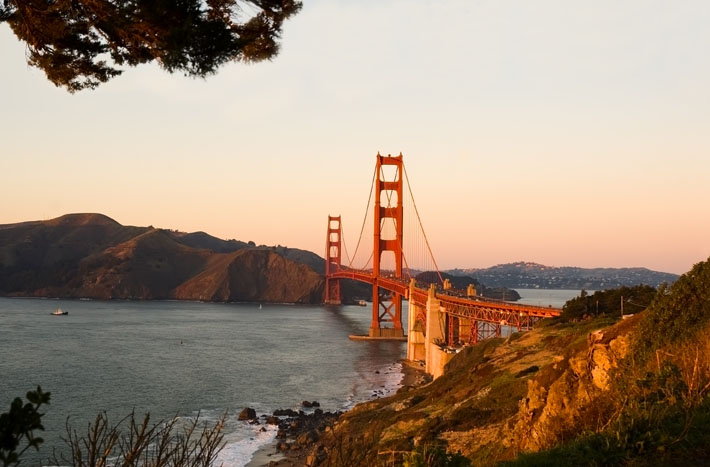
[313,257,710,466]
[313,316,619,466]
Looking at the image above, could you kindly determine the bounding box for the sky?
[1,0,709,275]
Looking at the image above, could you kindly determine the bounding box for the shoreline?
[245,359,427,467]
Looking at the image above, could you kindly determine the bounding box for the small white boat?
[259,304,263,310]
[51,308,68,316]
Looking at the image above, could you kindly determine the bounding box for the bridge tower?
[371,154,404,337]
[325,215,342,305]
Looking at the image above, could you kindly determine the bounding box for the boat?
[259,304,263,310]
[51,308,68,316]
[358,300,367,306]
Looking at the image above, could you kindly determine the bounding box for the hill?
[305,256,710,466]
[0,214,324,303]
[449,261,678,289]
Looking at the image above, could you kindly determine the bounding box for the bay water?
[0,299,406,466]
[514,288,584,308]
[0,289,578,465]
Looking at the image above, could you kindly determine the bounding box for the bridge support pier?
[407,281,425,361]
[424,285,455,379]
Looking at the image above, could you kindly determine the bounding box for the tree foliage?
[635,256,710,357]
[0,0,302,92]
[0,386,50,467]
[561,285,657,322]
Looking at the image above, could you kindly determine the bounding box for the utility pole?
[620,295,624,319]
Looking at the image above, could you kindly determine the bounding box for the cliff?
[306,257,710,466]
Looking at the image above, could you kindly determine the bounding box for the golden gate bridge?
[324,154,560,376]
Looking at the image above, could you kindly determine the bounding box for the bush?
[1,388,225,467]
[635,257,710,358]
[0,387,50,467]
[561,285,657,322]
[402,445,471,467]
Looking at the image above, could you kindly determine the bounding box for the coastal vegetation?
[561,285,657,321]
[0,387,49,467]
[0,388,227,467]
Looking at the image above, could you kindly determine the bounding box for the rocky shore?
[245,359,427,466]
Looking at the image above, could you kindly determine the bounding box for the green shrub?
[0,387,50,467]
[635,257,710,358]
[561,285,657,322]
[403,445,471,467]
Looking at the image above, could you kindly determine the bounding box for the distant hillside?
[448,261,678,289]
[0,213,326,303]
[415,271,521,301]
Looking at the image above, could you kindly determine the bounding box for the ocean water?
[0,299,406,466]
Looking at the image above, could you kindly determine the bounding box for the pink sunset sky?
[1,0,708,275]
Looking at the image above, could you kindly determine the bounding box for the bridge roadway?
[329,270,561,332]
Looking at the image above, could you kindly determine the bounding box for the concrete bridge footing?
[407,284,455,379]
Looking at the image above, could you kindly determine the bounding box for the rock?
[311,400,320,407]
[266,416,280,425]
[314,408,323,417]
[297,433,310,446]
[301,400,313,408]
[276,429,287,439]
[276,441,289,452]
[238,407,257,420]
[273,408,299,417]
[306,453,316,467]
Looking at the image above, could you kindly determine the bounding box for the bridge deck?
[329,270,562,321]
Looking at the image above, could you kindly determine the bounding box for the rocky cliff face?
[305,315,638,465]
[174,249,323,303]
[0,213,324,303]
[510,318,634,452]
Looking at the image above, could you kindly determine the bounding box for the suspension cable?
[340,222,352,268]
[403,163,444,285]
[347,164,377,270]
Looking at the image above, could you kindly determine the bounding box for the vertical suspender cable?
[346,165,377,270]
[403,163,444,286]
